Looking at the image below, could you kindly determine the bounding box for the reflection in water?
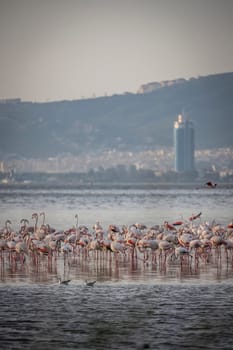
[0,264,233,350]
[1,249,233,349]
[1,248,233,285]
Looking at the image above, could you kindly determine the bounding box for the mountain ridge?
[0,72,233,159]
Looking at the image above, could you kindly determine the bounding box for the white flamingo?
[110,241,127,258]
[174,246,193,264]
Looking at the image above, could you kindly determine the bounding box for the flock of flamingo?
[1,211,233,274]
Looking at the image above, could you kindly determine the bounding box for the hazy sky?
[0,0,233,101]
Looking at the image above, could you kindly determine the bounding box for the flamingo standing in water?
[158,240,174,264]
[138,239,159,264]
[110,240,127,260]
[222,239,233,261]
[174,246,193,265]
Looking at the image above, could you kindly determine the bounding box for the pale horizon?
[0,0,233,102]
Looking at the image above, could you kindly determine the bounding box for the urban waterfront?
[1,147,233,177]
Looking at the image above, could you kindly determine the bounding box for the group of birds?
[58,277,96,286]
[1,202,233,276]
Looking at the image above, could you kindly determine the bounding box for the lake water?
[0,185,233,349]
[0,185,233,230]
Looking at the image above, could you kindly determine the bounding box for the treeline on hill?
[0,72,233,159]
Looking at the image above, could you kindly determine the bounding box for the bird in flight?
[189,212,202,221]
[205,181,217,188]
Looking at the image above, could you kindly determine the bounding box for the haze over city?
[1,0,233,101]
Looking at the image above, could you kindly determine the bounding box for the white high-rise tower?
[174,114,195,172]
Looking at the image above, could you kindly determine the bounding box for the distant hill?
[0,72,233,159]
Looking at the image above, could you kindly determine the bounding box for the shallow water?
[0,186,232,229]
[1,280,233,350]
[1,252,233,349]
[1,185,233,349]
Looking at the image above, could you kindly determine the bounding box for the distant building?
[174,114,195,172]
[0,98,21,104]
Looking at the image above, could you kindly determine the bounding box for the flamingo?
[89,239,101,250]
[99,238,112,252]
[108,224,120,233]
[0,238,7,251]
[172,221,184,226]
[189,239,203,263]
[39,212,46,225]
[128,224,144,239]
[4,219,12,237]
[174,246,192,261]
[75,213,79,228]
[163,221,176,231]
[124,233,137,259]
[198,238,212,262]
[6,240,16,251]
[137,238,150,261]
[227,220,233,229]
[210,235,224,259]
[110,241,127,259]
[223,239,233,261]
[15,241,28,254]
[178,232,193,248]
[158,240,174,264]
[31,213,39,232]
[20,219,29,232]
[93,221,103,231]
[134,223,147,231]
[142,239,159,264]
[48,239,59,253]
[60,242,73,254]
[206,181,217,188]
[189,212,202,221]
[163,233,178,244]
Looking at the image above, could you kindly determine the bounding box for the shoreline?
[0,182,233,190]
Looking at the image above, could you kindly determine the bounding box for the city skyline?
[0,0,233,101]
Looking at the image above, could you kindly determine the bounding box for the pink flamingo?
[158,240,174,264]
[189,212,202,221]
[110,241,127,260]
